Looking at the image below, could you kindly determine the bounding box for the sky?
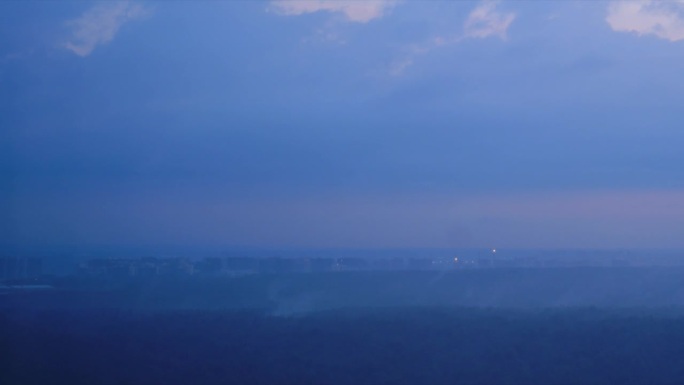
[2,0,684,251]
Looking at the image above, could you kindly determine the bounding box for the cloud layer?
[463,1,516,40]
[607,0,684,41]
[269,0,396,23]
[64,1,149,57]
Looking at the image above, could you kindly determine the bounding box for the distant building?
[309,258,336,272]
[84,258,135,277]
[81,257,195,278]
[370,258,406,271]
[157,258,194,276]
[195,257,223,274]
[407,258,432,270]
[336,257,368,271]
[224,257,259,274]
[259,257,299,273]
[0,257,43,281]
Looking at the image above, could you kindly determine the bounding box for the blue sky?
[2,0,684,250]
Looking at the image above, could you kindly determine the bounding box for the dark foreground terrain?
[3,307,684,384]
[4,268,684,384]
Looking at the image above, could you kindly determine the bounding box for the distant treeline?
[8,268,684,311]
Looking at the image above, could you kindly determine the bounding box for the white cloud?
[389,2,515,76]
[606,0,684,41]
[63,1,150,57]
[303,26,348,45]
[463,1,516,40]
[269,0,397,23]
[388,57,415,77]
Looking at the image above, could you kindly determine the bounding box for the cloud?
[389,2,515,76]
[303,27,348,45]
[63,1,150,57]
[388,57,414,77]
[269,0,397,23]
[463,1,516,40]
[606,0,684,41]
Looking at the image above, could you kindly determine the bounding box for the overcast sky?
[2,0,684,250]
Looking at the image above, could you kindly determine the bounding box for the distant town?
[4,249,684,285]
